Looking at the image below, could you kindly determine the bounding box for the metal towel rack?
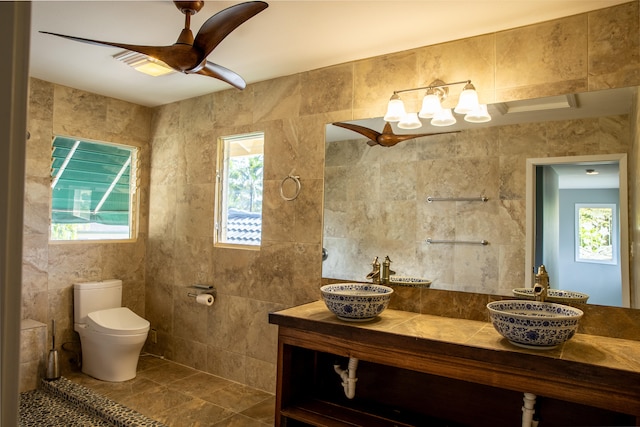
[427,195,488,203]
[426,238,489,246]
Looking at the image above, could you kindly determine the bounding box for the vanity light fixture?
[383,93,406,122]
[398,112,422,129]
[430,108,456,127]
[585,168,599,175]
[464,104,492,123]
[385,79,490,129]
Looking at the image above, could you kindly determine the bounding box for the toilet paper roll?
[196,293,214,306]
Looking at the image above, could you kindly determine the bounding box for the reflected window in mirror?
[575,203,617,265]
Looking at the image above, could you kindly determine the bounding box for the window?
[215,132,264,248]
[50,136,139,241]
[575,203,616,264]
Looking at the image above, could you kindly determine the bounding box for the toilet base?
[77,327,147,382]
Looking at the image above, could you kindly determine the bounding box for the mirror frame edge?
[524,153,630,308]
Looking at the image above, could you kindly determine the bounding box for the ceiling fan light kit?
[40,1,268,89]
[386,79,491,128]
[112,51,175,77]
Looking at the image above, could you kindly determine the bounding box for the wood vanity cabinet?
[269,303,640,427]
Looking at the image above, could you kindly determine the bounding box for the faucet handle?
[533,284,547,302]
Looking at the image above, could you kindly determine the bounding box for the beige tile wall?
[19,319,46,392]
[144,2,640,393]
[22,1,640,393]
[23,79,152,365]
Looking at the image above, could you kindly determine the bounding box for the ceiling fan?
[40,1,268,90]
[332,122,458,147]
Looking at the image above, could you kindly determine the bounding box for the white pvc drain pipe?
[334,357,359,399]
[334,359,540,425]
[522,392,539,427]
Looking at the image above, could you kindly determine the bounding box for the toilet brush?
[45,319,60,381]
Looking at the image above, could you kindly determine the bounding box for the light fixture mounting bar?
[392,79,472,95]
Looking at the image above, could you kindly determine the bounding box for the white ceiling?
[29,0,630,107]
[552,163,620,189]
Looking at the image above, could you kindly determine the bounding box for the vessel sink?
[512,288,589,303]
[486,300,583,350]
[389,276,432,287]
[321,283,393,322]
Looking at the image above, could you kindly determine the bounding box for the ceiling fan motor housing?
[174,1,205,15]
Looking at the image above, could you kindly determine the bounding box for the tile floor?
[65,354,275,426]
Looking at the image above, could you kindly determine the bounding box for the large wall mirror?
[323,86,637,308]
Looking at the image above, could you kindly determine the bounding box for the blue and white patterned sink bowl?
[512,288,589,303]
[487,300,583,350]
[321,283,393,322]
[389,276,432,288]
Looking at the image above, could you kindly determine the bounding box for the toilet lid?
[87,307,150,335]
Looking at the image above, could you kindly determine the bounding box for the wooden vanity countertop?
[270,300,640,416]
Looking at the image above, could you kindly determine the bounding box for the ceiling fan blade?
[193,1,268,63]
[193,61,246,89]
[332,122,382,142]
[39,31,172,61]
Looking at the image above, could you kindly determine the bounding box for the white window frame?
[214,132,264,249]
[49,135,139,243]
[575,203,617,265]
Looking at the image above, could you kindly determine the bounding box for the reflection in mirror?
[525,154,629,307]
[323,87,636,307]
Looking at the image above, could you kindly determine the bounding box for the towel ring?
[280,170,301,201]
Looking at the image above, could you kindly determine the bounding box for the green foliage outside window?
[577,206,614,262]
[228,155,263,213]
[50,223,78,240]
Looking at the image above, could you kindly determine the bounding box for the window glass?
[50,136,138,241]
[575,204,616,264]
[215,132,264,247]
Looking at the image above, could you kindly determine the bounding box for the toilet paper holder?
[187,284,216,299]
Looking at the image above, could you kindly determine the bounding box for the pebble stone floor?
[20,354,275,426]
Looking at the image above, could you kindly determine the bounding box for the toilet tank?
[74,279,122,325]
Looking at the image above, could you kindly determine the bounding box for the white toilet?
[73,279,150,382]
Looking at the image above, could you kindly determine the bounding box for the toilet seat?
[87,307,150,335]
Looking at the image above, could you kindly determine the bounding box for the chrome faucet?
[533,265,549,302]
[365,257,381,284]
[380,256,396,285]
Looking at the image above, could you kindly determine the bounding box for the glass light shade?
[398,112,422,129]
[454,83,479,114]
[133,60,175,77]
[384,94,406,122]
[113,50,175,77]
[431,108,456,127]
[418,93,442,118]
[464,104,491,123]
